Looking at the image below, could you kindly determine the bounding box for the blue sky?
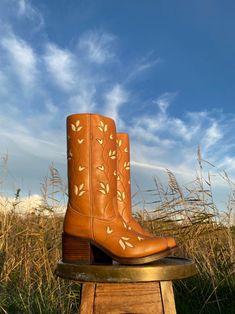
[0,0,235,208]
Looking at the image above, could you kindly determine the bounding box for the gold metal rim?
[56,257,197,283]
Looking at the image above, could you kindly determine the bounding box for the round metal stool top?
[56,257,197,283]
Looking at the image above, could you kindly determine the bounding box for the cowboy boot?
[62,113,172,265]
[116,133,177,249]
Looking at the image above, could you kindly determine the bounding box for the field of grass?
[0,159,234,313]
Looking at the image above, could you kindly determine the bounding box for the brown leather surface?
[63,113,170,259]
[116,133,177,249]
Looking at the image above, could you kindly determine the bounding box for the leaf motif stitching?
[99,182,109,195]
[71,120,83,132]
[77,139,84,144]
[97,165,105,171]
[75,183,86,196]
[78,165,85,172]
[108,150,116,159]
[106,226,113,234]
[97,138,103,145]
[117,139,122,147]
[117,190,125,202]
[119,237,134,250]
[98,120,108,132]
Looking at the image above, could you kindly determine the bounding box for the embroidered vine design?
[119,237,134,250]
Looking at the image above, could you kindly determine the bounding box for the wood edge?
[160,281,177,314]
[79,283,96,314]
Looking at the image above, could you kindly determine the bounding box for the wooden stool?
[56,257,196,314]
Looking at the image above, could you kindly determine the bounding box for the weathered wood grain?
[160,281,177,314]
[80,283,95,314]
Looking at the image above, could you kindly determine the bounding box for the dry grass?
[134,151,235,313]
[0,157,234,313]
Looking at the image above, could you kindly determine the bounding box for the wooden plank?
[160,281,177,314]
[80,283,96,314]
[94,282,163,314]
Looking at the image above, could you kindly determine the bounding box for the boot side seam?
[67,203,91,218]
[89,114,95,241]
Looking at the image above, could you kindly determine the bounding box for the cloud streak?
[0,0,235,204]
[78,30,116,64]
[44,44,76,91]
[1,32,38,87]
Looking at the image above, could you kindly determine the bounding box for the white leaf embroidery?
[99,189,106,195]
[74,185,78,195]
[97,165,105,171]
[79,183,84,191]
[106,226,113,234]
[109,150,116,159]
[121,237,130,241]
[122,192,125,200]
[78,191,86,196]
[97,138,103,145]
[117,139,122,147]
[77,139,84,144]
[119,239,126,250]
[100,182,105,189]
[75,120,80,127]
[78,166,85,171]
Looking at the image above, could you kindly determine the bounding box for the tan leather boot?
[116,133,177,249]
[63,113,172,265]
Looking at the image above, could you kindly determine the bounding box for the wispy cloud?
[1,32,38,87]
[17,0,44,30]
[104,84,128,122]
[44,44,76,91]
[78,30,116,64]
[203,121,223,149]
[0,0,235,202]
[126,52,162,82]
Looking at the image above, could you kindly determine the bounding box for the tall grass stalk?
[0,155,234,313]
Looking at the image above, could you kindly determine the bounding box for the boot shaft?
[116,133,132,222]
[63,114,173,264]
[67,113,118,220]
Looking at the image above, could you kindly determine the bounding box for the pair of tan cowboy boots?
[62,113,177,265]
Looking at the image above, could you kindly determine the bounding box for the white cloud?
[45,101,58,114]
[104,84,128,122]
[0,0,233,207]
[126,53,162,81]
[17,0,44,30]
[203,121,223,149]
[18,0,28,16]
[44,44,76,91]
[78,30,115,64]
[68,87,97,113]
[155,92,176,113]
[1,33,38,87]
